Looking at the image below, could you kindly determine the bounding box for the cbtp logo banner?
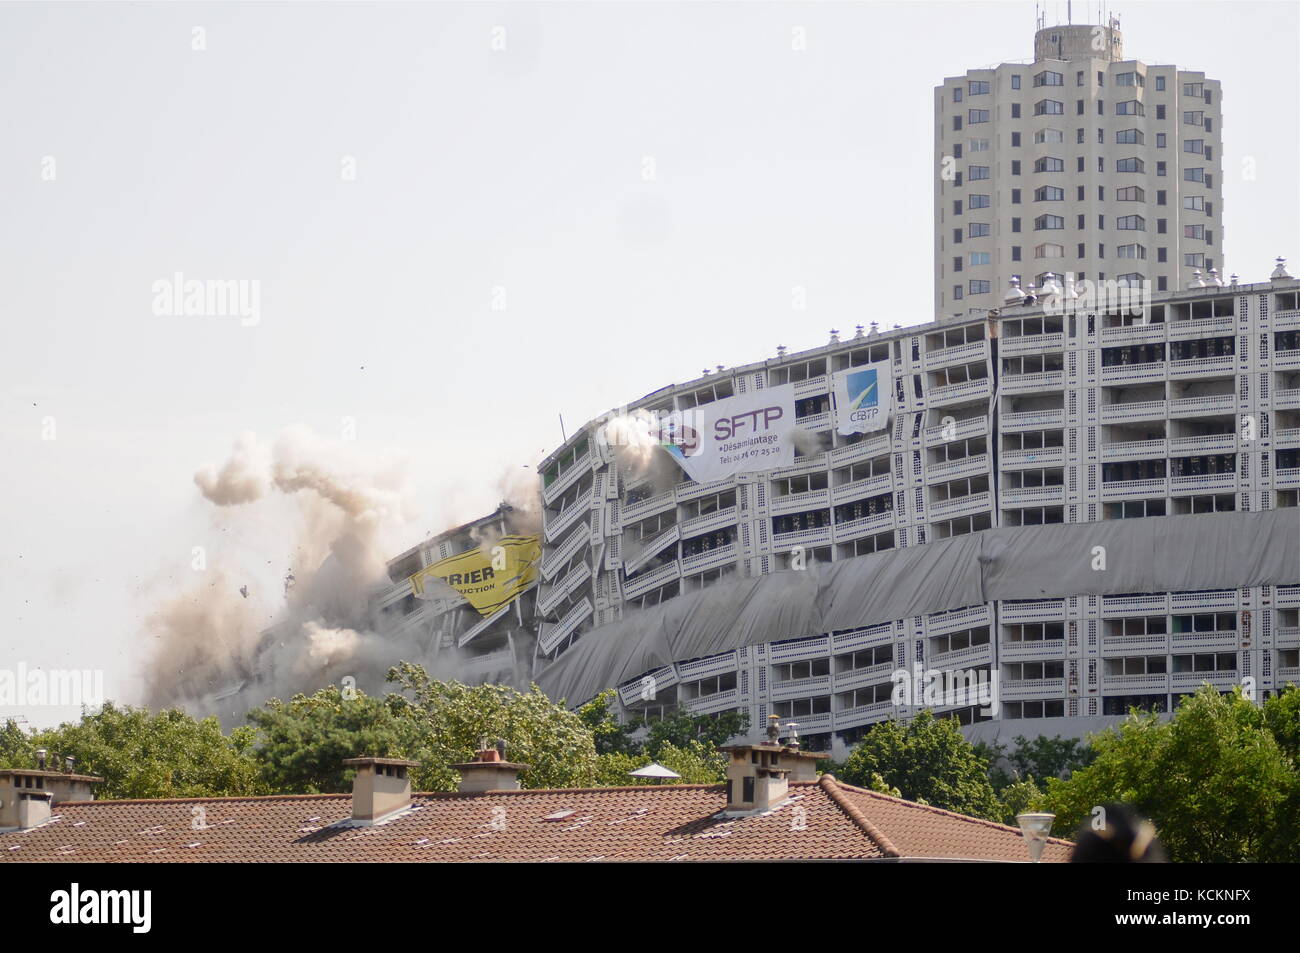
[833,361,894,436]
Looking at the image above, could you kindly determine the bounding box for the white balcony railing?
[1001,484,1066,507]
[1100,477,1168,500]
[680,541,738,576]
[927,490,992,520]
[1001,445,1066,468]
[1100,439,1167,461]
[999,332,1064,355]
[1099,400,1168,423]
[770,486,831,517]
[1001,370,1066,394]
[831,472,893,506]
[1100,362,1166,385]
[1169,394,1235,417]
[1001,408,1065,430]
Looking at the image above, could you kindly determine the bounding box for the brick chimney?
[342,757,419,825]
[720,716,822,815]
[449,744,530,794]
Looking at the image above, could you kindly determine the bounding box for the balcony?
[1001,445,1066,469]
[999,332,1064,356]
[1101,672,1170,692]
[1000,638,1066,661]
[1170,629,1240,652]
[678,504,738,539]
[923,414,989,447]
[617,665,678,706]
[1001,677,1066,701]
[680,541,738,576]
[537,597,593,654]
[793,375,831,399]
[1274,309,1300,331]
[1001,484,1066,507]
[1100,477,1168,500]
[796,411,832,432]
[831,509,895,543]
[830,472,893,506]
[1275,388,1300,410]
[1273,428,1300,449]
[1277,666,1300,687]
[781,710,832,733]
[770,635,831,663]
[770,486,831,517]
[540,522,591,580]
[829,431,892,466]
[461,646,516,679]
[1100,438,1167,461]
[536,561,592,617]
[999,598,1066,622]
[1275,468,1300,489]
[928,641,994,670]
[675,476,737,504]
[1169,315,1235,339]
[1169,354,1235,378]
[1001,370,1066,395]
[622,524,680,575]
[1169,433,1236,454]
[1102,633,1169,654]
[621,559,682,600]
[771,522,833,550]
[1275,626,1300,650]
[926,490,992,520]
[770,674,833,702]
[833,662,897,694]
[834,701,894,729]
[544,488,594,539]
[1001,408,1065,431]
[620,489,675,524]
[1100,399,1168,423]
[830,622,896,654]
[675,652,738,682]
[1100,361,1167,385]
[1169,589,1236,610]
[1171,670,1239,692]
[1170,472,1237,494]
[1102,592,1168,614]
[1170,394,1236,417]
[542,448,592,505]
[924,339,989,371]
[927,378,992,407]
[927,453,989,482]
[1100,322,1168,345]
[684,687,741,715]
[1275,348,1300,371]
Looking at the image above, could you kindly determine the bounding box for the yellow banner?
[409,535,541,617]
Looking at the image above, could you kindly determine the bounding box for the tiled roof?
[0,775,1072,863]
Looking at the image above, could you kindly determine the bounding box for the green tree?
[1007,734,1095,782]
[840,711,1001,820]
[641,708,749,757]
[0,718,34,767]
[25,702,263,800]
[386,663,597,791]
[996,777,1044,826]
[1039,685,1300,862]
[246,685,424,794]
[577,690,637,755]
[594,740,728,786]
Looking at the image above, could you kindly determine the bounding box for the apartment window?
[1010,188,1021,204]
[1076,214,1085,229]
[1077,242,1085,258]
[1184,110,1204,126]
[1116,157,1144,173]
[1184,252,1205,267]
[1011,246,1022,261]
[1034,70,1064,87]
[953,87,963,103]
[1205,145,1214,161]
[1116,100,1144,116]
[1205,118,1213,133]
[1117,215,1146,231]
[969,165,991,180]
[1155,104,1166,120]
[1156,133,1166,148]
[1206,201,1214,217]
[968,223,990,237]
[1076,99,1084,115]
[1203,90,1212,105]
[968,108,990,124]
[1156,161,1167,177]
[1116,128,1144,144]
[1183,81,1203,97]
[1011,160,1021,175]
[1097,71,1105,87]
[953,115,963,131]
[1156,189,1166,205]
[1184,224,1205,239]
[1157,247,1167,263]
[1077,156,1085,172]
[1034,185,1064,201]
[1076,185,1085,200]
[1076,127,1085,144]
[1185,167,1205,183]
[953,200,963,215]
[1184,139,1204,154]
[1157,276,1167,291]
[1155,75,1165,91]
[968,80,991,95]
[954,285,963,300]
[969,280,991,294]
[1118,243,1146,260]
[1011,217,1021,232]
[953,143,963,159]
[1116,186,1145,201]
[1034,156,1064,173]
[1075,70,1084,86]
[1011,103,1021,119]
[1035,128,1064,143]
[1183,195,1204,211]
[1157,218,1167,234]
[1097,127,1104,144]
[1034,214,1064,230]
[969,193,990,209]
[1035,99,1064,116]
[1098,99,1105,115]
[970,251,990,266]
[1116,71,1143,87]
[1011,74,1021,90]
[1011,131,1021,147]
[1035,243,1065,259]
[953,257,963,272]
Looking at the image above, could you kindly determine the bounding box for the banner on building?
[409,535,541,617]
[651,383,798,483]
[833,361,893,435]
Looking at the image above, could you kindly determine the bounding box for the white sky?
[3,0,1298,728]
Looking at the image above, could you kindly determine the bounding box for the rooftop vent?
[342,757,419,825]
[719,715,822,815]
[1273,257,1292,281]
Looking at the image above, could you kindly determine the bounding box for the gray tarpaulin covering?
[536,509,1300,704]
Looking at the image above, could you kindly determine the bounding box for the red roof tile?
[0,777,1071,863]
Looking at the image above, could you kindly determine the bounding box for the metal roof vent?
[1272,256,1292,280]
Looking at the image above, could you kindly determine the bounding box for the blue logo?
[845,369,879,412]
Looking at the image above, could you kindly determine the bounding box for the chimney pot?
[35,749,46,771]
